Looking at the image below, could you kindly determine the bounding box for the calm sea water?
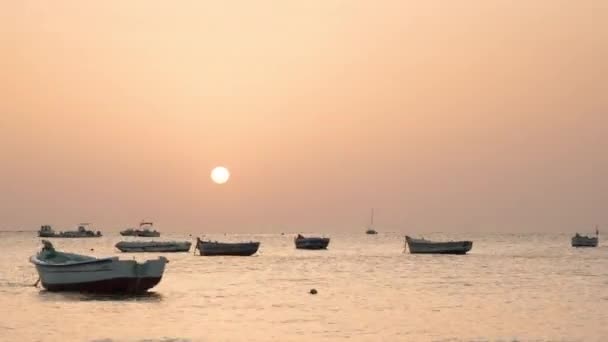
[0,231,606,341]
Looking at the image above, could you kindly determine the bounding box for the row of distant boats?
[39,222,161,238]
[30,227,600,295]
[37,219,601,251]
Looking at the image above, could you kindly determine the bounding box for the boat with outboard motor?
[38,224,102,238]
[30,240,167,293]
[194,238,260,256]
[405,235,473,254]
[294,234,330,250]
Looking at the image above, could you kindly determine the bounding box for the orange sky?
[1,1,606,232]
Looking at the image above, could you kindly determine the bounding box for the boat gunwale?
[294,236,330,242]
[405,236,472,245]
[29,255,117,267]
[197,241,260,247]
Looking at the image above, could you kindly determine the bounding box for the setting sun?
[210,166,230,184]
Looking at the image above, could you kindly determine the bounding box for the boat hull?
[120,231,161,237]
[405,236,472,254]
[294,237,330,250]
[196,241,260,256]
[37,234,102,238]
[571,236,598,247]
[31,256,167,293]
[42,277,162,293]
[115,241,191,253]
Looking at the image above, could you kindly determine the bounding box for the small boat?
[115,241,192,253]
[405,236,473,254]
[194,238,260,256]
[120,221,160,237]
[30,240,167,293]
[572,227,599,247]
[38,224,102,238]
[38,225,58,237]
[294,234,330,250]
[365,208,378,234]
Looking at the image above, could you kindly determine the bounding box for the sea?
[0,231,606,342]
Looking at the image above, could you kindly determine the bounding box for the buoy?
[309,288,317,295]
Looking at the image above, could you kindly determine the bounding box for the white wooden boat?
[405,236,473,254]
[195,238,260,256]
[115,241,191,253]
[38,224,102,238]
[572,228,599,247]
[30,240,167,293]
[294,234,330,250]
[120,221,160,237]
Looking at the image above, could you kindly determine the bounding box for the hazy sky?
[2,1,606,232]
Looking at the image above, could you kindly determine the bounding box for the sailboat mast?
[371,208,374,226]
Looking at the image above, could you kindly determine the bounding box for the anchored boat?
[30,240,167,293]
[365,208,378,234]
[115,241,191,253]
[38,224,102,238]
[405,236,473,255]
[294,234,330,250]
[120,221,160,237]
[194,238,260,256]
[572,227,599,247]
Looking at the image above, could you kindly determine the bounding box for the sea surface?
[0,231,606,342]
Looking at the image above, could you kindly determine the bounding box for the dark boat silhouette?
[294,234,330,250]
[194,237,260,256]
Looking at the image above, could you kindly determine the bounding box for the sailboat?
[365,208,378,234]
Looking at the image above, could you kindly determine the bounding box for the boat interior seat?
[38,251,97,264]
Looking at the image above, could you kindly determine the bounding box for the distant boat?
[194,237,260,256]
[365,208,378,235]
[38,224,102,238]
[120,221,160,237]
[294,234,330,250]
[572,227,599,247]
[405,235,473,254]
[115,241,191,253]
[38,225,58,237]
[30,240,167,293]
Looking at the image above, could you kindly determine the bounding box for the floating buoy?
[309,288,317,295]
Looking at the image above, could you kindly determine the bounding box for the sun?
[210,166,230,184]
